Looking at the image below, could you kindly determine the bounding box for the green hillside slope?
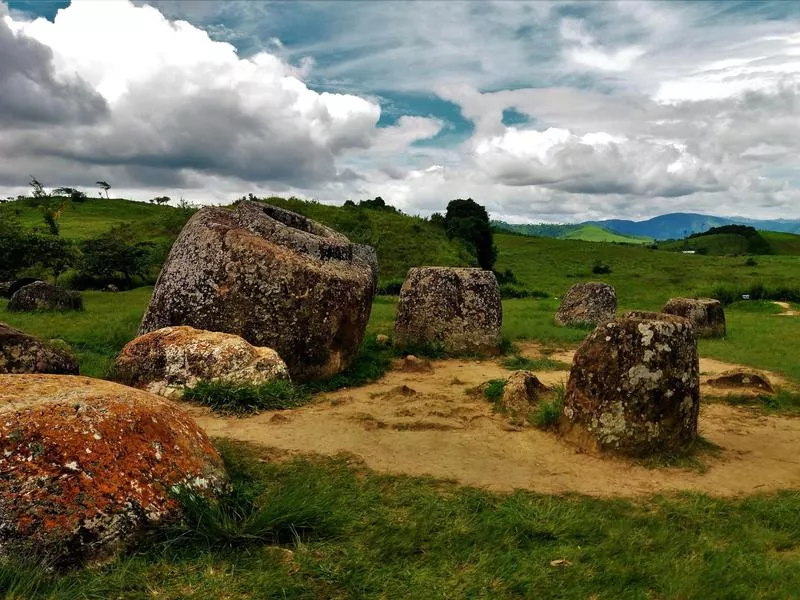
[559,224,652,244]
[0,197,192,243]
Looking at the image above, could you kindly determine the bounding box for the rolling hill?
[492,221,652,244]
[588,212,800,240]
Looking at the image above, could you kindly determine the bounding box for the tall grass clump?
[183,379,310,415]
[531,382,565,429]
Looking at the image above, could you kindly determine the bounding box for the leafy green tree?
[444,198,497,270]
[150,196,171,205]
[78,225,156,285]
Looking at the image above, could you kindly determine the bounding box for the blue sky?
[2,0,799,222]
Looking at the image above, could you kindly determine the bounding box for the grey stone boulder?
[555,282,617,326]
[560,313,700,457]
[7,281,82,312]
[115,326,289,398]
[139,201,375,381]
[0,322,79,374]
[662,297,726,338]
[393,267,502,355]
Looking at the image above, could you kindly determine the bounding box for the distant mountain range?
[494,213,800,241]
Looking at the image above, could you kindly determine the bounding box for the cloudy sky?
[2,0,799,222]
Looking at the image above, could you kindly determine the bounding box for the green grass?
[8,441,800,599]
[530,383,566,429]
[494,232,800,310]
[560,224,653,245]
[0,197,194,244]
[183,379,311,415]
[482,379,506,402]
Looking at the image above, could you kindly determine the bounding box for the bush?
[592,260,612,274]
[376,279,404,295]
[531,383,565,429]
[499,285,549,299]
[78,224,158,287]
[482,379,506,402]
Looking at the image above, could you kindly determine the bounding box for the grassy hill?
[658,225,800,257]
[559,224,652,244]
[0,196,192,243]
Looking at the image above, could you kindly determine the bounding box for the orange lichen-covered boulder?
[0,375,226,569]
[115,326,289,398]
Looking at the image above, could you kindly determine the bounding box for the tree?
[149,196,171,205]
[444,198,497,271]
[29,175,46,199]
[96,180,111,199]
[78,224,155,285]
[53,187,88,202]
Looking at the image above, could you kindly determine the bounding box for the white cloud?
[1,0,800,222]
[0,0,386,189]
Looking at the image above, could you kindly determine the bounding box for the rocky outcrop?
[138,201,376,381]
[555,282,617,326]
[707,368,774,394]
[560,313,700,457]
[499,371,546,425]
[662,297,726,338]
[393,267,502,355]
[7,281,83,312]
[115,326,289,398]
[0,375,226,569]
[0,322,79,374]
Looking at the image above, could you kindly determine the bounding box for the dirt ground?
[774,301,799,316]
[188,343,800,498]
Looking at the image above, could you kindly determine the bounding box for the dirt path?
[773,301,799,316]
[188,348,800,498]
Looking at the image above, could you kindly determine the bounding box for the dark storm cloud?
[0,11,107,126]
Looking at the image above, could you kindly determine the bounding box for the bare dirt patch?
[187,347,800,498]
[773,301,799,316]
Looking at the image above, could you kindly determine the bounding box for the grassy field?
[3,196,800,598]
[560,224,653,245]
[3,289,799,383]
[494,232,800,309]
[7,442,800,600]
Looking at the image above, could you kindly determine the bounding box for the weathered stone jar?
[555,282,617,326]
[560,313,700,457]
[139,201,376,381]
[393,267,502,354]
[662,297,726,338]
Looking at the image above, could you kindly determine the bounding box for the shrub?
[78,224,158,287]
[376,279,404,295]
[482,379,506,402]
[592,260,612,274]
[531,383,565,429]
[499,285,549,299]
